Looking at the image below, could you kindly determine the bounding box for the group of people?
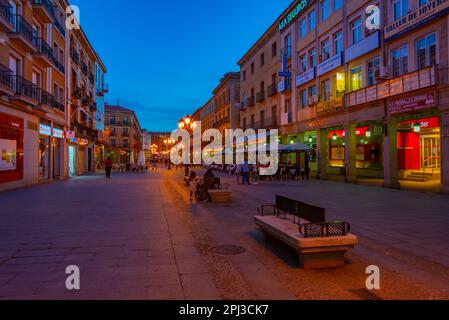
[188,168,217,202]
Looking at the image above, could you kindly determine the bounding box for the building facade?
[104,105,142,165]
[238,24,280,132]
[0,0,106,192]
[235,0,449,193]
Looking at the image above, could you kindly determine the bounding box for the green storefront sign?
[279,0,310,32]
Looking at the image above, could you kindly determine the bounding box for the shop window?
[328,130,345,168]
[0,113,24,183]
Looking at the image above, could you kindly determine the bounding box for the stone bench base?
[255,215,358,269]
[208,190,232,203]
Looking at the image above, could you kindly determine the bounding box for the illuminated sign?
[278,0,310,32]
[39,124,51,136]
[336,73,346,93]
[317,97,344,116]
[388,92,436,115]
[52,128,64,138]
[66,131,76,139]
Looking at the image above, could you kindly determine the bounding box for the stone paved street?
[0,169,449,300]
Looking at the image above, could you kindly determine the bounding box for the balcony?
[248,96,255,107]
[82,96,90,107]
[10,75,39,106]
[346,65,438,109]
[82,63,88,75]
[32,0,54,23]
[89,72,94,83]
[72,87,82,99]
[256,91,265,103]
[71,48,80,65]
[0,2,14,32]
[72,122,98,141]
[8,14,38,52]
[53,16,65,36]
[255,117,278,130]
[0,64,13,95]
[267,84,277,97]
[34,38,64,73]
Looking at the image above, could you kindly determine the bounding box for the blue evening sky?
[72,0,292,131]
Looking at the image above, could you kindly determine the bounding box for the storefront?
[328,128,345,168]
[397,116,441,181]
[52,127,64,178]
[0,112,24,184]
[38,123,52,181]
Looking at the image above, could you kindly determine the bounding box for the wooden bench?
[208,183,231,203]
[254,195,358,269]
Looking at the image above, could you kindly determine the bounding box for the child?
[189,171,198,201]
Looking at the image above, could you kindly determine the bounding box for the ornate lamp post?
[178,115,197,176]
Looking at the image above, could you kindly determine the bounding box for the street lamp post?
[178,115,197,176]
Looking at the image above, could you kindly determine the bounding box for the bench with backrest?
[255,195,358,269]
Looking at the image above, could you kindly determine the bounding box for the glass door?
[421,135,441,173]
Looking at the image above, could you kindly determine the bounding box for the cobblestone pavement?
[0,170,448,300]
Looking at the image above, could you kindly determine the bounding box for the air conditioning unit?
[308,95,318,105]
[378,66,390,80]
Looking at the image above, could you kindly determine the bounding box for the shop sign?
[388,92,436,115]
[52,128,64,139]
[39,124,51,136]
[399,117,440,130]
[317,53,342,76]
[345,31,380,63]
[278,81,286,93]
[317,97,343,115]
[296,68,315,87]
[79,138,89,146]
[66,131,76,139]
[385,0,449,41]
[328,130,345,139]
[278,0,310,32]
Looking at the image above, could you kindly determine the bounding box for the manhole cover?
[212,245,246,255]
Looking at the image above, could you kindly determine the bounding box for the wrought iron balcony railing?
[9,14,37,47]
[11,75,39,101]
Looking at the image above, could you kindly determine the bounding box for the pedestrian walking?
[189,171,198,201]
[236,164,242,184]
[105,158,113,179]
[242,160,250,185]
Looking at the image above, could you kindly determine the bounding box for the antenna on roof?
[117,99,120,106]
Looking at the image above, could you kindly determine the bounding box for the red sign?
[388,92,436,115]
[400,117,440,130]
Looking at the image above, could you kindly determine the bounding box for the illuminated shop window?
[350,66,363,91]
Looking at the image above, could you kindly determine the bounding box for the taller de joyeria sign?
[278,0,310,32]
[385,0,449,41]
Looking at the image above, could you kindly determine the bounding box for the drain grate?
[349,288,383,301]
[212,245,246,255]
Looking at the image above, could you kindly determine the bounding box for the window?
[251,63,255,74]
[367,57,381,86]
[309,48,317,67]
[308,10,316,31]
[123,139,129,147]
[321,79,331,101]
[123,116,129,125]
[321,0,330,20]
[333,31,343,54]
[110,116,116,125]
[122,128,128,136]
[110,128,116,136]
[393,0,408,20]
[260,53,265,66]
[334,0,343,11]
[351,18,363,45]
[392,45,408,77]
[272,42,277,57]
[416,33,436,69]
[350,66,363,91]
[299,54,307,73]
[243,70,246,81]
[309,85,317,105]
[300,18,307,38]
[321,39,330,60]
[299,89,307,109]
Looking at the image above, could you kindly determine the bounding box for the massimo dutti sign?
[278,0,310,32]
[385,0,449,41]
